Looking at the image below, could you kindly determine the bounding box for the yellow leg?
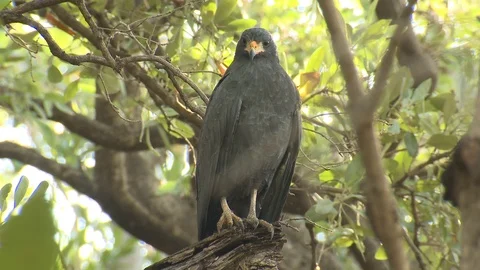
[245,189,274,239]
[217,197,244,233]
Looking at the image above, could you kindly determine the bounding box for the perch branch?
[145,225,285,270]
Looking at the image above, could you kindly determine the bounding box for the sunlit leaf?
[305,47,325,72]
[14,176,29,208]
[319,170,334,182]
[223,19,257,32]
[214,0,237,24]
[201,2,217,25]
[334,236,354,247]
[0,183,12,213]
[297,71,320,99]
[64,80,79,101]
[374,246,388,260]
[0,181,57,270]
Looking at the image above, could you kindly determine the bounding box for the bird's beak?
[246,41,264,60]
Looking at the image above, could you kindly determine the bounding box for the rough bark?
[440,57,480,270]
[145,226,285,270]
[441,137,480,270]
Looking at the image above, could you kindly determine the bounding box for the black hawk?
[196,28,301,240]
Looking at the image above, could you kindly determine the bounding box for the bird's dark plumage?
[195,28,301,240]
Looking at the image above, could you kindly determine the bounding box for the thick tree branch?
[0,142,94,196]
[441,58,480,270]
[8,0,68,14]
[317,0,414,269]
[145,226,285,270]
[50,106,188,151]
[0,86,188,151]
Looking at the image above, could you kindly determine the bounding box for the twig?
[393,151,451,188]
[166,69,205,117]
[0,12,109,66]
[74,0,116,70]
[120,55,209,104]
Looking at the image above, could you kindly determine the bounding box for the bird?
[195,28,301,240]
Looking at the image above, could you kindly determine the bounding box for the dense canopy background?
[0,0,479,269]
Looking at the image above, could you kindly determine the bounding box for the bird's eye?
[262,41,270,46]
[242,38,247,45]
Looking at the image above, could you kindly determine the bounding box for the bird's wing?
[195,72,244,239]
[259,108,302,222]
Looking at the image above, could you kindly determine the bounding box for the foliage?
[0,0,479,269]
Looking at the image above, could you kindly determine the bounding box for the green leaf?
[14,176,29,208]
[360,19,391,43]
[319,170,334,182]
[47,65,63,83]
[404,132,419,157]
[64,80,79,101]
[166,25,183,56]
[334,236,354,247]
[201,2,217,26]
[0,0,11,9]
[0,183,12,213]
[305,198,338,222]
[345,155,365,183]
[426,134,458,150]
[388,120,400,135]
[443,94,456,123]
[214,0,237,24]
[223,19,257,32]
[171,119,195,139]
[375,245,388,260]
[305,47,325,72]
[0,181,57,270]
[79,66,98,78]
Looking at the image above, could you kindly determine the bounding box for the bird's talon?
[259,220,275,239]
[217,211,244,233]
[245,215,260,229]
[232,214,245,231]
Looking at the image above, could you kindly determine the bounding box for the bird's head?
[235,28,278,62]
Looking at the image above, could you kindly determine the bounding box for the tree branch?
[317,0,414,269]
[441,58,480,270]
[50,106,187,151]
[8,0,68,14]
[145,226,285,270]
[0,141,95,196]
